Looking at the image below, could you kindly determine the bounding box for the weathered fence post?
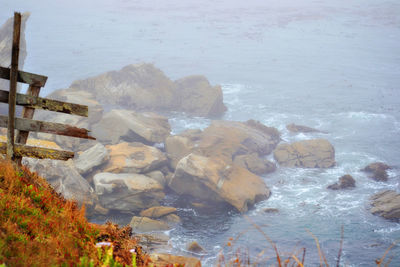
[7,12,21,160]
[0,12,94,163]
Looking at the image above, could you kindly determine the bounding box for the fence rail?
[0,12,95,163]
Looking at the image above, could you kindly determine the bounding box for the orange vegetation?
[0,159,147,266]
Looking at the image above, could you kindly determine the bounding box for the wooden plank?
[7,12,21,160]
[15,84,42,164]
[0,115,95,140]
[0,142,74,160]
[0,90,88,117]
[0,66,47,87]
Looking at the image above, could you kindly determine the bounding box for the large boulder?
[274,139,335,168]
[69,63,226,117]
[74,143,109,175]
[169,153,271,212]
[93,172,164,212]
[197,120,280,161]
[24,158,96,209]
[370,190,400,221]
[92,109,171,145]
[173,75,226,117]
[103,142,167,174]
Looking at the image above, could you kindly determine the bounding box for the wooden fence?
[0,12,95,164]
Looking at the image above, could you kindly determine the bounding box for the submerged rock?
[362,162,391,182]
[187,241,206,254]
[93,172,164,212]
[103,142,167,174]
[92,109,171,145]
[286,123,324,133]
[327,175,356,190]
[273,139,335,168]
[169,153,271,212]
[370,190,400,221]
[263,208,279,213]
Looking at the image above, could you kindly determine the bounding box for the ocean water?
[1,0,400,265]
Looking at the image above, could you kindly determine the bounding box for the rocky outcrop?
[286,123,323,133]
[74,143,109,175]
[93,172,164,212]
[130,216,170,232]
[67,63,226,117]
[327,175,356,190]
[273,139,335,168]
[165,120,280,172]
[24,158,97,209]
[103,142,167,174]
[370,190,400,221]
[169,153,271,212]
[362,162,391,182]
[92,109,171,145]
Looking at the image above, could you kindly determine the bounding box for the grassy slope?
[0,160,146,267]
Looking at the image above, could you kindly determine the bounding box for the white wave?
[221,83,246,95]
[373,225,400,234]
[336,111,389,121]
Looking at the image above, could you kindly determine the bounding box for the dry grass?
[216,215,398,267]
[0,159,147,266]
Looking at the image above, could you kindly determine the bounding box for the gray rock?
[24,158,96,209]
[274,139,335,168]
[74,143,109,175]
[92,109,171,145]
[93,172,164,212]
[370,190,400,221]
